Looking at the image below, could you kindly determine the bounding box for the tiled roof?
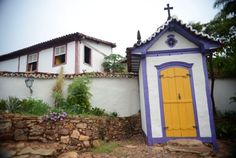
[0,71,138,79]
[0,32,116,61]
[134,16,221,48]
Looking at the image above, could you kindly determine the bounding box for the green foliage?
[215,111,236,140]
[88,107,106,116]
[109,112,118,117]
[91,141,119,153]
[67,77,92,114]
[0,99,6,111]
[102,54,125,72]
[230,93,236,103]
[5,97,22,113]
[20,98,50,116]
[52,67,65,107]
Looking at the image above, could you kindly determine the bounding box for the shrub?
[89,107,106,116]
[67,77,92,114]
[52,67,65,107]
[20,98,50,116]
[0,99,6,111]
[5,97,21,113]
[109,112,118,117]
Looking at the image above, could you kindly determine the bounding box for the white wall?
[0,58,19,72]
[148,31,198,51]
[0,40,113,74]
[146,53,212,138]
[139,61,147,135]
[210,78,236,112]
[0,76,140,117]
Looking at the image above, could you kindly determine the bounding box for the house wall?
[0,40,113,74]
[139,60,147,135]
[148,31,198,51]
[145,53,212,138]
[0,58,18,72]
[0,76,140,117]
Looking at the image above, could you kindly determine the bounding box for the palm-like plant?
[214,0,236,18]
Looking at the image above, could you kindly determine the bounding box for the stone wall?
[0,113,141,150]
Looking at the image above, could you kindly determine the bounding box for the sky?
[0,0,220,56]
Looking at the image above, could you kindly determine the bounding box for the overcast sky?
[0,0,219,56]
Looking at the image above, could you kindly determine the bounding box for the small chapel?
[126,4,222,148]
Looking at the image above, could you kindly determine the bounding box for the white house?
[0,32,116,74]
[127,16,221,149]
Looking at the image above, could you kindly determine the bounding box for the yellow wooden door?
[161,67,197,137]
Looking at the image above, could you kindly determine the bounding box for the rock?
[29,125,44,136]
[15,121,27,128]
[30,148,55,156]
[0,133,13,140]
[0,120,12,133]
[17,146,33,155]
[79,135,89,141]
[85,130,92,136]
[16,142,25,148]
[125,145,137,148]
[61,136,70,144]
[71,138,80,146]
[59,128,69,135]
[14,155,30,158]
[6,150,17,157]
[14,129,28,141]
[92,140,100,147]
[167,139,203,147]
[58,151,78,158]
[83,141,90,148]
[153,146,164,152]
[76,123,87,129]
[71,130,80,139]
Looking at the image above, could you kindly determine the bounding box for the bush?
[20,98,50,116]
[67,77,92,114]
[5,97,21,113]
[89,107,106,116]
[102,54,125,72]
[0,99,6,111]
[215,111,236,141]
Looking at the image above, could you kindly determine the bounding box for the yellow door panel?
[161,67,197,137]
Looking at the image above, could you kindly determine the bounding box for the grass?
[91,141,120,154]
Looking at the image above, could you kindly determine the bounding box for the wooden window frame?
[52,44,67,67]
[26,53,39,72]
[84,45,92,66]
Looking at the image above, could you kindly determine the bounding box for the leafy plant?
[102,54,125,72]
[52,67,65,107]
[109,112,118,117]
[230,93,236,104]
[0,99,6,111]
[67,76,92,114]
[89,107,106,116]
[20,98,50,116]
[5,97,22,113]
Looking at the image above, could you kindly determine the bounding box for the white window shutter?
[55,45,66,56]
[28,53,38,63]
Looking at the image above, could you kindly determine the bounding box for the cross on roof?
[164,3,173,20]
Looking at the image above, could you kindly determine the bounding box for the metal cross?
[164,3,173,19]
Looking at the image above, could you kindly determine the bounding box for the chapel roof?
[0,32,116,61]
[133,16,221,49]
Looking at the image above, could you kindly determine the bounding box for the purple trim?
[141,58,153,145]
[201,55,218,150]
[152,137,213,144]
[147,48,200,55]
[155,61,200,141]
[165,34,178,48]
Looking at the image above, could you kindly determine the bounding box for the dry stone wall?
[0,113,141,150]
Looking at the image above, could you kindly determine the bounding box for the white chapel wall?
[146,53,212,138]
[0,76,140,117]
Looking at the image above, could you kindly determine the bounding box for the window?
[84,46,91,65]
[54,45,66,66]
[27,53,38,72]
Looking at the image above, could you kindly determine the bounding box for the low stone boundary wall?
[0,113,141,150]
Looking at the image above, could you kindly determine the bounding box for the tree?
[102,54,125,72]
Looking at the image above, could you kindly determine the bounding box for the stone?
[61,136,70,144]
[16,142,25,148]
[0,133,13,140]
[6,150,17,157]
[71,138,80,146]
[85,130,92,136]
[0,120,12,133]
[29,125,44,136]
[15,121,27,128]
[14,155,30,158]
[71,130,80,139]
[76,123,87,129]
[58,151,78,158]
[167,139,203,147]
[83,141,90,148]
[92,140,101,147]
[79,135,89,141]
[59,128,69,135]
[17,146,55,156]
[14,129,28,141]
[17,146,33,155]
